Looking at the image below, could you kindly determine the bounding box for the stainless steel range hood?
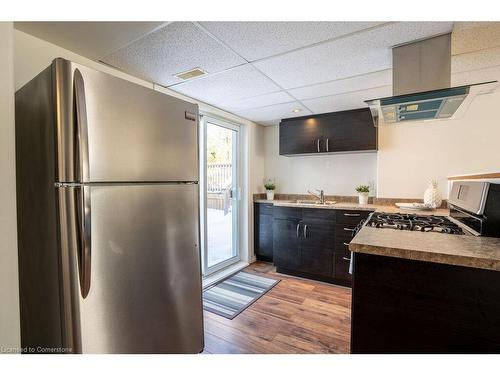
[365,33,497,125]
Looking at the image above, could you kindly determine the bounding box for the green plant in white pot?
[264,179,276,201]
[355,185,370,205]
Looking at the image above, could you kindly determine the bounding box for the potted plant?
[355,185,370,205]
[264,179,276,201]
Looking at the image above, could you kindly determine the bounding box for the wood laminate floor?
[202,261,351,354]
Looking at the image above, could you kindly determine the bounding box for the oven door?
[448,205,483,236]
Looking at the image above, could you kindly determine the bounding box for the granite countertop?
[350,226,500,271]
[254,199,449,216]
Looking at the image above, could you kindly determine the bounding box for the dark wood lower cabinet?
[273,218,300,270]
[334,250,352,284]
[351,253,500,353]
[273,207,351,285]
[254,203,274,262]
[299,220,334,278]
[254,203,372,287]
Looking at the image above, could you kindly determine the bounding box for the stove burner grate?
[365,212,464,235]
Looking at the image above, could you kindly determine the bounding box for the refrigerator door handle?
[73,68,90,183]
[76,185,92,298]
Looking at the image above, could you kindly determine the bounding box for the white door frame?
[199,114,242,276]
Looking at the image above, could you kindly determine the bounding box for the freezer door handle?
[73,68,90,182]
[77,185,92,298]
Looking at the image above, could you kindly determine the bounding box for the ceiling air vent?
[175,67,206,80]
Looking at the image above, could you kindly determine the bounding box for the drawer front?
[334,252,352,284]
[302,208,335,222]
[273,206,302,220]
[336,209,372,225]
[335,223,359,242]
[335,239,352,253]
[256,203,274,216]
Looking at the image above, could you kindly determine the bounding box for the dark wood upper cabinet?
[279,107,377,155]
[279,117,323,155]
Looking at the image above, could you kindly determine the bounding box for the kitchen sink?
[295,200,337,206]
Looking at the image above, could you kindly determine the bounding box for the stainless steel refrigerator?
[15,58,204,354]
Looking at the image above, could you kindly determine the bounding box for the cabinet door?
[321,108,376,152]
[300,218,335,277]
[279,119,323,155]
[254,204,274,261]
[273,218,300,270]
[256,214,273,260]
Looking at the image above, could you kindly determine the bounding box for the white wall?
[377,90,500,199]
[377,34,500,199]
[13,30,265,269]
[264,125,378,196]
[0,22,21,352]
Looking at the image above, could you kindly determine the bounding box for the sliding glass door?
[200,115,240,276]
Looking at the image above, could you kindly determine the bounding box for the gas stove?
[354,181,500,238]
[363,212,465,235]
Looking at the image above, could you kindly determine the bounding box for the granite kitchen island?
[349,226,500,353]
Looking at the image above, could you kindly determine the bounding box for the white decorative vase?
[266,190,275,200]
[358,192,369,205]
[424,180,442,208]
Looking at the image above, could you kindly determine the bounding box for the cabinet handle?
[303,224,308,238]
[343,227,355,232]
[296,223,300,238]
[344,213,360,217]
[317,139,320,152]
[326,138,329,152]
[342,257,351,261]
[343,242,349,247]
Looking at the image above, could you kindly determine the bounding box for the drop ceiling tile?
[219,91,295,112]
[452,47,500,73]
[170,64,281,106]
[14,22,165,60]
[302,86,392,114]
[200,22,385,61]
[102,22,246,86]
[451,65,500,86]
[235,101,312,124]
[288,69,392,100]
[254,22,453,89]
[452,22,500,55]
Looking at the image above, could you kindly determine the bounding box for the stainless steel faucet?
[307,189,325,204]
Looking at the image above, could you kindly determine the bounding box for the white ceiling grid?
[93,21,498,125]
